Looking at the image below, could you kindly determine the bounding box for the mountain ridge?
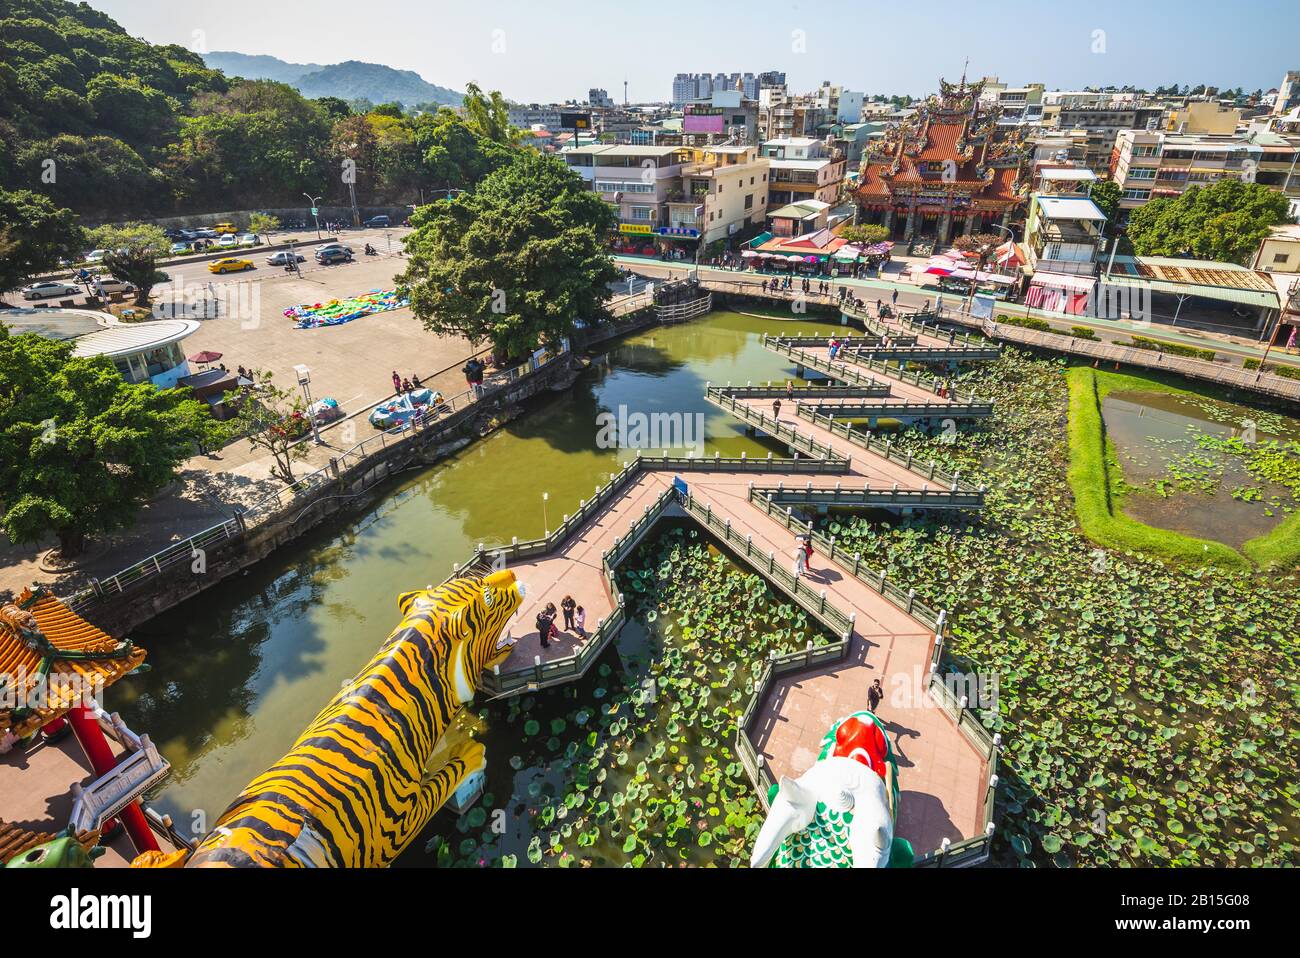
[203,51,463,107]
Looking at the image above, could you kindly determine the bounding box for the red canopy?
[188,350,223,364]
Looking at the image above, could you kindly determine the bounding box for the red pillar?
[65,706,158,854]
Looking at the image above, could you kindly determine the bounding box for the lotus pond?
[819,351,1300,866]
[411,524,835,867]
[1103,388,1300,548]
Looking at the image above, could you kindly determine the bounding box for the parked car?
[315,247,354,265]
[21,281,81,300]
[267,251,306,266]
[93,277,137,297]
[364,215,391,228]
[213,222,238,235]
[193,228,219,240]
[84,249,107,264]
[217,234,239,249]
[170,242,192,255]
[208,258,255,274]
[238,233,260,248]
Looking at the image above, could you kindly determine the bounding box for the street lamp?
[294,364,324,446]
[304,194,323,240]
[542,492,549,534]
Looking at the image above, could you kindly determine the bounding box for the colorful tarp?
[285,289,410,329]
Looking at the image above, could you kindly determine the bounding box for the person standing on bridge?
[786,380,794,401]
[561,595,577,632]
[793,539,808,578]
[868,679,884,714]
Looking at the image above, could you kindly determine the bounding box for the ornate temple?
[854,77,1032,246]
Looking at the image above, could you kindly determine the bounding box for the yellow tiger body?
[141,570,524,868]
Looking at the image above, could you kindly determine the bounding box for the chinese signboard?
[619,223,653,234]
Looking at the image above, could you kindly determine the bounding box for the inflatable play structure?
[133,570,525,868]
[751,711,914,868]
[368,388,443,429]
[284,289,410,329]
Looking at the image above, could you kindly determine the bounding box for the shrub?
[1128,336,1217,362]
[1070,326,1098,340]
[1243,358,1300,380]
[997,314,1054,333]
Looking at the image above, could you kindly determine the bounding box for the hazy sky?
[90,0,1298,102]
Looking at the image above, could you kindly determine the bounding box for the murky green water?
[1103,390,1300,548]
[108,311,846,841]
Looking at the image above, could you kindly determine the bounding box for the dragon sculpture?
[751,711,914,868]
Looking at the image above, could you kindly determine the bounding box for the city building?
[681,89,759,145]
[1252,223,1300,273]
[1046,101,1167,173]
[1165,100,1242,135]
[564,143,770,249]
[767,199,831,237]
[1110,129,1299,213]
[589,88,615,108]
[992,83,1046,127]
[853,77,1032,246]
[1273,70,1300,116]
[762,137,847,207]
[1023,193,1108,280]
[672,72,761,105]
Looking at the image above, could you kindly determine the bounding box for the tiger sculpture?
[134,569,525,868]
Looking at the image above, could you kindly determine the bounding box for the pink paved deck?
[490,405,989,850]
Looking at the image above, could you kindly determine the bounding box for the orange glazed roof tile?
[0,588,145,738]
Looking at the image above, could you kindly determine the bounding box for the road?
[614,255,1300,371]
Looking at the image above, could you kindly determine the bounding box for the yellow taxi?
[208,257,254,274]
[213,222,239,235]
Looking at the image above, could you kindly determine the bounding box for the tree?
[89,222,170,305]
[399,152,618,358]
[0,188,86,300]
[1125,179,1293,264]
[461,83,519,145]
[838,223,891,246]
[225,370,310,484]
[248,212,281,245]
[1090,179,1122,223]
[953,232,1005,303]
[0,327,216,557]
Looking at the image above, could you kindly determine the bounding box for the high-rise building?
[672,72,765,105]
[1274,71,1300,116]
[589,88,615,108]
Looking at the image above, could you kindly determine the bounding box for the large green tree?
[399,152,617,358]
[1125,179,1293,264]
[0,327,216,556]
[1089,179,1122,223]
[0,186,85,299]
[90,221,170,305]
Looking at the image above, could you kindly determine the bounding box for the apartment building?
[993,83,1046,127]
[672,72,761,105]
[1023,193,1108,278]
[1111,130,1257,212]
[1165,101,1242,135]
[1046,102,1167,173]
[1273,71,1300,116]
[564,143,769,246]
[756,86,828,140]
[761,137,846,206]
[682,89,759,145]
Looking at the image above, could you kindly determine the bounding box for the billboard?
[561,112,592,130]
[683,113,726,134]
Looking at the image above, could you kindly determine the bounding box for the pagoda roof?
[0,588,146,739]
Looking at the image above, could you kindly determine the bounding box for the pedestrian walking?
[793,540,808,578]
[773,398,782,420]
[802,535,814,575]
[575,606,587,638]
[561,595,577,631]
[892,289,899,305]
[868,678,884,713]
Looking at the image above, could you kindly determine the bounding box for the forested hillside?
[0,0,505,221]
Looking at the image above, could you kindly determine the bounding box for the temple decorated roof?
[854,77,1030,210]
[0,589,146,739]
